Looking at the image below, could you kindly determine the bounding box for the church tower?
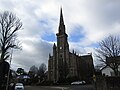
[56,8,69,53]
[56,8,69,81]
[48,8,94,83]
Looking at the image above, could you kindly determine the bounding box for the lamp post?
[6,49,13,90]
[93,74,97,90]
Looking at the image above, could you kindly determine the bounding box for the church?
[48,8,94,83]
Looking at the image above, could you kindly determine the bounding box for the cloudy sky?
[0,0,120,71]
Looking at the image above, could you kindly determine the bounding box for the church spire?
[53,43,56,49]
[58,8,65,34]
[60,8,64,25]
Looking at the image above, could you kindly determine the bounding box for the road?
[25,85,94,90]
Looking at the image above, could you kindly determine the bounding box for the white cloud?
[11,38,52,71]
[0,0,120,71]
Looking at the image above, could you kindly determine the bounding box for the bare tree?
[0,11,22,89]
[29,65,38,76]
[28,65,38,84]
[0,11,22,62]
[38,63,47,82]
[95,35,120,76]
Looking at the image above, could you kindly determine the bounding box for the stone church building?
[48,9,94,83]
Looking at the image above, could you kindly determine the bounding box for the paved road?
[25,85,94,90]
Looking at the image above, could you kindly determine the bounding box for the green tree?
[16,68,24,75]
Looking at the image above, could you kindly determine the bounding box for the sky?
[0,0,120,71]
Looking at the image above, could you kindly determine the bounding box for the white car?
[15,83,24,90]
[71,81,86,85]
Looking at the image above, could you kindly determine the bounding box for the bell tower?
[56,8,69,52]
[56,8,69,81]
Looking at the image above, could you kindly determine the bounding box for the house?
[101,65,120,76]
[101,66,114,76]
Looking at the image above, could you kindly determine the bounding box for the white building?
[101,66,114,76]
[101,66,120,76]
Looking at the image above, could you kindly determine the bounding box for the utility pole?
[6,49,13,90]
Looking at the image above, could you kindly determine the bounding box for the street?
[25,85,94,90]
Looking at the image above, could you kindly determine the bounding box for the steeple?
[59,8,64,26]
[49,53,51,58]
[53,43,56,49]
[58,8,65,34]
[72,49,74,54]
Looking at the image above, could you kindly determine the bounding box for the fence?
[96,76,120,90]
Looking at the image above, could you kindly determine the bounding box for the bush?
[66,76,79,83]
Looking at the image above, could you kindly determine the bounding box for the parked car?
[71,81,86,85]
[15,83,24,90]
